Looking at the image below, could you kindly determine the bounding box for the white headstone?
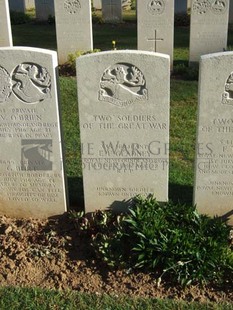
[35,0,54,20]
[122,0,131,9]
[102,0,122,22]
[175,0,187,13]
[189,0,229,64]
[9,0,25,12]
[194,51,233,225]
[93,0,102,9]
[25,0,35,9]
[0,0,13,47]
[0,47,67,218]
[137,0,174,65]
[77,51,170,213]
[54,0,93,64]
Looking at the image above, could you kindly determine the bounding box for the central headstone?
[77,51,170,213]
[189,0,229,64]
[194,51,233,225]
[102,0,122,23]
[0,47,67,218]
[54,0,93,64]
[137,0,174,65]
[0,0,13,47]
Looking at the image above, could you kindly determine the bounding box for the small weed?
[47,15,55,25]
[67,49,101,71]
[172,63,199,80]
[92,12,104,24]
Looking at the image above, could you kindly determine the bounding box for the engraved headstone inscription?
[0,0,13,47]
[194,52,233,225]
[9,0,25,12]
[0,47,67,218]
[102,0,122,23]
[35,0,55,21]
[189,0,229,64]
[77,51,170,213]
[137,0,174,65]
[54,0,93,64]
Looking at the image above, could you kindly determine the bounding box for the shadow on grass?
[67,176,84,212]
[169,183,193,205]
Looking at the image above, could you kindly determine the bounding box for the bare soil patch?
[0,214,232,303]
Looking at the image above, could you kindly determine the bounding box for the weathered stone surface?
[0,0,13,47]
[54,0,93,64]
[77,51,170,213]
[0,47,67,218]
[194,51,233,225]
[93,0,102,10]
[102,0,122,22]
[189,0,229,64]
[137,0,174,65]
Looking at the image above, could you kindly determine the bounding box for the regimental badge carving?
[222,72,233,105]
[192,0,211,14]
[0,66,12,103]
[12,63,51,104]
[147,0,165,15]
[21,139,53,171]
[99,63,148,108]
[192,0,227,14]
[64,0,81,14]
[211,0,227,14]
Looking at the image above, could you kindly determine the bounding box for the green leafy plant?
[130,0,136,10]
[69,210,90,232]
[126,196,232,286]
[88,196,233,287]
[90,210,127,267]
[172,63,199,80]
[92,12,104,24]
[67,49,101,72]
[47,14,55,25]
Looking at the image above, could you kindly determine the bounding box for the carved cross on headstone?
[147,30,164,52]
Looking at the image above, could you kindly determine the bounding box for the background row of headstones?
[8,0,233,22]
[0,46,232,225]
[3,0,231,66]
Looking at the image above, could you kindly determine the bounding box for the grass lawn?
[4,10,233,309]
[0,287,232,310]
